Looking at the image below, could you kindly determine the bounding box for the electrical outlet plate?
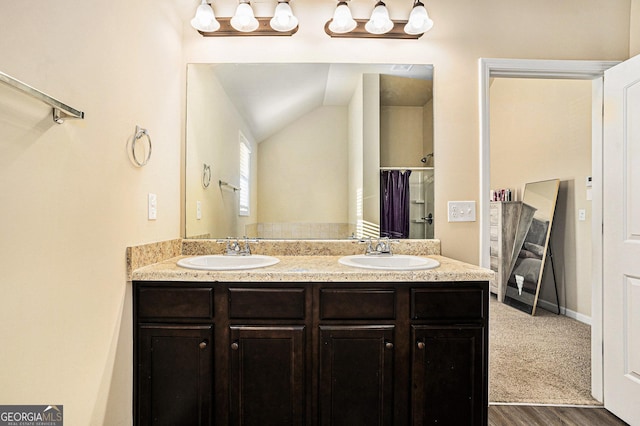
[579,209,586,221]
[196,200,202,220]
[448,201,476,222]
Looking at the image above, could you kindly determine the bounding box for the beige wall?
[348,78,365,233]
[0,1,184,424]
[381,106,425,167]
[0,0,633,424]
[632,0,640,56]
[423,99,434,162]
[363,74,382,230]
[185,65,258,238]
[258,106,348,223]
[490,78,593,317]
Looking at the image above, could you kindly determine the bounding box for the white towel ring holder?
[132,125,152,167]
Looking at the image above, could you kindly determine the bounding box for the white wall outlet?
[148,193,157,220]
[196,200,202,220]
[448,201,476,222]
[579,208,586,221]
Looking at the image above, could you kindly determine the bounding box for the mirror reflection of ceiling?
[210,63,434,142]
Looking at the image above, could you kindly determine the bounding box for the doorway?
[478,58,619,402]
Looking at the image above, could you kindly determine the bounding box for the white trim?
[489,402,603,408]
[478,57,618,404]
[536,298,592,326]
[590,77,605,402]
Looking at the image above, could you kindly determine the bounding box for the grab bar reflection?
[219,180,240,192]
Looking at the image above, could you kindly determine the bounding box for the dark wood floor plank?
[488,404,628,426]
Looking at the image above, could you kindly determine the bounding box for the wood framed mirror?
[504,178,560,315]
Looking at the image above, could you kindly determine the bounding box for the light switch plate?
[148,193,157,220]
[448,201,476,222]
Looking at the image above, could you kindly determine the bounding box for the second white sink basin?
[177,254,280,271]
[339,254,440,271]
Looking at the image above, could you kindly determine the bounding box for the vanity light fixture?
[365,1,394,35]
[192,0,298,36]
[270,1,298,32]
[404,0,433,35]
[230,0,259,32]
[325,0,433,39]
[190,0,220,32]
[327,1,357,34]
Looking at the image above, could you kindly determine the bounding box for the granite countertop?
[131,254,495,283]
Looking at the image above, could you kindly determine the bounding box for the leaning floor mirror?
[504,178,560,315]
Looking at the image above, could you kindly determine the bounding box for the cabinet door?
[229,326,306,426]
[137,325,213,426]
[319,326,395,426]
[411,326,486,426]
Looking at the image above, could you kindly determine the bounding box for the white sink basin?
[338,254,440,271]
[177,254,280,271]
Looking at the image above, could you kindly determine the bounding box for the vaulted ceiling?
[209,63,433,142]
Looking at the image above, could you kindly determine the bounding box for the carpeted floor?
[489,295,600,405]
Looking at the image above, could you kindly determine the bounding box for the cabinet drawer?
[137,287,213,320]
[411,287,485,321]
[229,288,306,319]
[320,289,395,320]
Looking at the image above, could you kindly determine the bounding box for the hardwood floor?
[489,404,628,425]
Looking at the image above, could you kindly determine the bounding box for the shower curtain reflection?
[380,170,412,238]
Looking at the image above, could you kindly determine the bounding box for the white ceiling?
[210,63,434,142]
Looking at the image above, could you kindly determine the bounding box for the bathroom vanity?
[130,247,492,426]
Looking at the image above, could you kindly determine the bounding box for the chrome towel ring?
[132,125,152,167]
[203,163,212,188]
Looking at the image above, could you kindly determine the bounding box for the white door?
[603,53,640,425]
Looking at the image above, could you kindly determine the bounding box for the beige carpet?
[489,296,600,405]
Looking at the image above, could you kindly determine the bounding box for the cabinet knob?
[199,341,208,349]
[385,342,394,349]
[231,342,239,350]
[417,341,425,350]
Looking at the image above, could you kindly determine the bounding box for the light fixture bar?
[324,19,422,39]
[197,17,298,36]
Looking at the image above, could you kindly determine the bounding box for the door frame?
[478,58,619,402]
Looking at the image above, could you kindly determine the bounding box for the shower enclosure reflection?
[185,63,434,240]
[409,168,435,239]
[380,168,434,239]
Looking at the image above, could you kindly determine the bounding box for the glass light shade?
[328,2,357,34]
[190,1,220,32]
[270,2,298,32]
[365,2,393,35]
[230,2,259,32]
[404,3,433,35]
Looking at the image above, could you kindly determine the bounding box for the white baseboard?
[537,298,592,325]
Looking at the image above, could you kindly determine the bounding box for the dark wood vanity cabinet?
[133,281,488,426]
[318,325,395,426]
[227,286,310,426]
[134,285,215,425]
[229,325,306,425]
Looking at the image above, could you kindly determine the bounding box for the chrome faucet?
[361,237,396,256]
[220,237,255,256]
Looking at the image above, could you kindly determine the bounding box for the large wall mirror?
[504,179,560,315]
[185,63,434,240]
